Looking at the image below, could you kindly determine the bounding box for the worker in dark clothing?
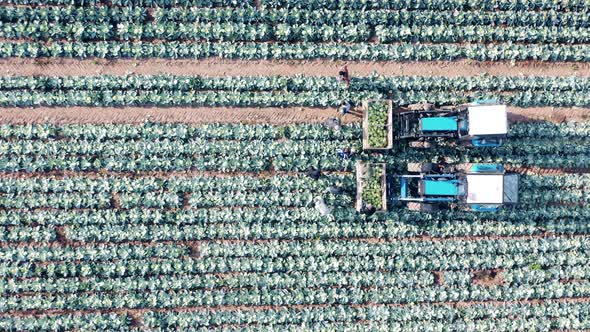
[324,117,342,131]
[339,100,351,116]
[435,156,448,174]
[336,147,351,160]
[326,185,344,195]
[306,166,321,180]
[338,65,350,85]
[362,203,376,217]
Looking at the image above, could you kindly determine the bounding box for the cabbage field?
[0,121,589,330]
[0,0,589,60]
[0,0,589,331]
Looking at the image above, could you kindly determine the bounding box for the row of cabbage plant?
[5,22,588,44]
[0,248,587,280]
[152,8,590,27]
[12,251,582,277]
[259,0,589,11]
[0,0,253,7]
[0,226,55,242]
[142,302,590,329]
[1,41,589,61]
[2,75,588,92]
[198,236,590,258]
[0,243,187,262]
[0,174,355,194]
[0,139,351,159]
[1,90,588,107]
[0,207,326,226]
[2,203,589,227]
[63,214,590,241]
[0,313,131,332]
[2,281,590,311]
[0,270,434,295]
[0,122,360,141]
[4,6,589,28]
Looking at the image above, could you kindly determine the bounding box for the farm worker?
[324,117,342,131]
[314,196,333,216]
[338,65,350,85]
[336,147,357,160]
[336,147,352,160]
[339,101,351,116]
[362,203,376,217]
[306,166,321,180]
[326,184,344,195]
[435,156,449,174]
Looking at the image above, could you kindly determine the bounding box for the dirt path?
[0,106,586,125]
[0,106,358,125]
[2,59,589,77]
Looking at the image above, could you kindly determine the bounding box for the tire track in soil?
[2,59,590,77]
[0,106,586,125]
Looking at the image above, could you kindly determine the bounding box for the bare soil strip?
[0,106,355,125]
[2,59,590,77]
[0,106,586,125]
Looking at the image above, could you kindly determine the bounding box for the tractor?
[355,161,519,213]
[362,99,509,150]
[395,162,519,212]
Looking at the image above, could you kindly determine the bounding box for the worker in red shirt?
[338,65,350,86]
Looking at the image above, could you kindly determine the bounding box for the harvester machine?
[355,161,519,213]
[362,99,509,150]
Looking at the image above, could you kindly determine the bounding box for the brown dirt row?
[0,106,587,125]
[507,166,590,175]
[0,106,356,125]
[0,169,341,179]
[3,59,590,77]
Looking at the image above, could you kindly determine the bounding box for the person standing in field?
[338,65,350,85]
[339,100,351,116]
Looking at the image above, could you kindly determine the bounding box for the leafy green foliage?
[361,164,384,210]
[367,101,389,148]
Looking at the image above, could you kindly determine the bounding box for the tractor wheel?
[409,141,432,149]
[407,163,435,173]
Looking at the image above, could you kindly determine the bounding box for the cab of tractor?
[462,164,519,212]
[457,102,508,147]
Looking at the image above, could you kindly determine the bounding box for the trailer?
[355,161,388,212]
[361,100,394,150]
